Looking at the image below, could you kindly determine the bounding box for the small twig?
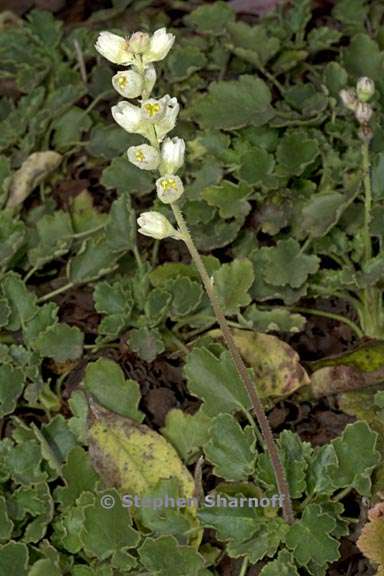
[73,39,87,84]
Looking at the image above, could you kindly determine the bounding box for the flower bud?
[339,88,358,112]
[355,102,373,124]
[95,31,133,65]
[142,65,157,99]
[143,27,175,64]
[127,144,160,170]
[160,137,185,175]
[112,69,143,98]
[155,96,180,142]
[141,98,166,123]
[156,175,184,203]
[137,211,180,240]
[129,31,150,54]
[356,77,375,102]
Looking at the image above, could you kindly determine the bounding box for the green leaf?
[328,421,380,496]
[198,500,263,543]
[308,27,341,52]
[34,323,83,361]
[80,491,140,560]
[68,236,119,284]
[204,414,257,481]
[135,478,196,540]
[68,390,89,444]
[101,156,154,196]
[259,550,300,576]
[0,542,28,576]
[161,408,211,464]
[260,239,320,288]
[249,249,308,305]
[256,430,312,498]
[52,107,92,150]
[0,496,13,543]
[184,347,251,416]
[94,279,133,337]
[1,273,37,331]
[192,75,273,130]
[165,277,203,318]
[128,327,165,363]
[213,258,254,315]
[167,45,207,81]
[29,559,61,576]
[55,446,99,508]
[0,366,25,417]
[227,22,280,67]
[286,504,340,569]
[203,181,251,219]
[84,358,143,422]
[0,211,25,268]
[342,33,384,80]
[2,439,45,485]
[244,305,306,333]
[105,192,135,253]
[184,1,235,35]
[139,535,206,576]
[276,132,320,176]
[333,0,369,34]
[87,124,140,160]
[69,190,107,234]
[237,146,275,186]
[227,518,289,562]
[28,211,73,268]
[27,9,63,47]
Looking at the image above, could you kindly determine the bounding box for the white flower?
[127,144,160,170]
[111,101,149,138]
[142,65,157,98]
[95,31,134,65]
[355,102,373,124]
[160,137,185,175]
[356,77,375,102]
[339,88,358,112]
[143,27,175,64]
[156,175,184,203]
[141,97,167,123]
[137,211,180,240]
[112,69,143,98]
[129,31,150,54]
[155,96,180,142]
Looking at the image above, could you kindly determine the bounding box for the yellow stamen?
[144,102,161,117]
[161,177,177,191]
[117,76,127,88]
[135,150,145,162]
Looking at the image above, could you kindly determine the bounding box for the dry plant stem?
[170,202,294,525]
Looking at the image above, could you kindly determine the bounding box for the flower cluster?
[339,77,375,140]
[95,27,185,241]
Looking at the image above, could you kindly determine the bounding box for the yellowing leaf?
[88,402,196,501]
[6,151,62,208]
[357,507,384,575]
[208,328,310,402]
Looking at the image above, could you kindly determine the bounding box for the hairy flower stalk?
[95,27,294,524]
[339,77,383,337]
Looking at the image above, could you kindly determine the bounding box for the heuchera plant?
[94,26,295,524]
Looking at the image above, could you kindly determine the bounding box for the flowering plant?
[95,25,294,524]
